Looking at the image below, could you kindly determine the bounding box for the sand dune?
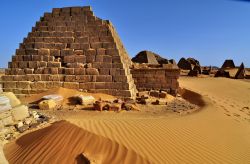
[4,121,150,164]
[64,77,250,163]
[4,77,250,163]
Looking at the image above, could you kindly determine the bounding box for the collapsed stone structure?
[131,52,180,95]
[132,51,158,64]
[178,57,201,76]
[132,51,176,65]
[1,6,138,99]
[215,60,249,79]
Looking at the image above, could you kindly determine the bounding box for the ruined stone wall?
[1,6,137,99]
[131,68,180,95]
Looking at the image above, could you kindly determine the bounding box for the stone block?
[26,49,38,55]
[85,49,96,56]
[96,48,106,55]
[33,55,43,61]
[94,82,106,89]
[89,36,100,42]
[103,55,112,63]
[86,54,95,63]
[64,55,75,63]
[74,50,84,55]
[23,68,33,74]
[16,49,26,55]
[103,42,116,49]
[61,49,73,56]
[34,68,44,74]
[113,75,127,82]
[95,55,103,62]
[17,81,30,89]
[1,92,21,108]
[106,48,119,56]
[23,55,33,61]
[75,55,86,63]
[3,82,16,89]
[66,63,85,68]
[86,68,99,75]
[50,68,59,74]
[38,49,50,56]
[70,43,80,49]
[80,43,90,50]
[47,75,61,81]
[1,75,13,81]
[100,36,114,42]
[54,43,67,49]
[44,82,62,89]
[95,75,112,82]
[26,74,41,81]
[11,105,29,121]
[65,68,75,75]
[74,68,86,75]
[65,75,76,82]
[112,56,121,63]
[30,82,46,90]
[79,82,95,90]
[1,116,14,126]
[98,68,109,75]
[38,100,57,110]
[48,62,61,67]
[75,37,89,43]
[75,75,92,82]
[50,49,60,56]
[91,42,102,49]
[63,82,79,89]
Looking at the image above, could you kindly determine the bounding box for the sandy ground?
[4,77,250,163]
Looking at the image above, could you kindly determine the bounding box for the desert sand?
[4,77,250,163]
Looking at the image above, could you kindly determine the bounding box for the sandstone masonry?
[1,6,137,99]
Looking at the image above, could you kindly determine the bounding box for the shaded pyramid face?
[2,6,137,99]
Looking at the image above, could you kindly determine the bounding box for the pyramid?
[235,63,245,79]
[132,51,159,64]
[221,59,235,69]
[2,6,137,99]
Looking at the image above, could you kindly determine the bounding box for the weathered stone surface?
[1,92,21,108]
[11,105,30,121]
[38,99,57,110]
[2,6,139,99]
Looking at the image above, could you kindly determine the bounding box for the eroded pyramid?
[2,6,137,99]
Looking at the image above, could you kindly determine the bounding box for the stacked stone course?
[131,68,180,95]
[2,6,137,99]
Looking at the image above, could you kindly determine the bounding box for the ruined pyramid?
[2,6,137,99]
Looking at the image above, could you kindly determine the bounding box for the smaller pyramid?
[221,59,235,69]
[132,51,158,64]
[235,63,245,79]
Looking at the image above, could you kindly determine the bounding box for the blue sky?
[0,0,250,68]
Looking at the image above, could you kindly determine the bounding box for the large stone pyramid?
[2,6,137,99]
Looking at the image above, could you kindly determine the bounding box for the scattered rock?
[149,90,159,98]
[17,125,29,133]
[74,95,95,106]
[38,99,57,110]
[0,96,12,112]
[0,92,21,108]
[11,105,30,121]
[159,91,167,98]
[108,103,122,112]
[42,94,63,103]
[124,104,140,111]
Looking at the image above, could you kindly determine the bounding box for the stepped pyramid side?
[2,6,137,99]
